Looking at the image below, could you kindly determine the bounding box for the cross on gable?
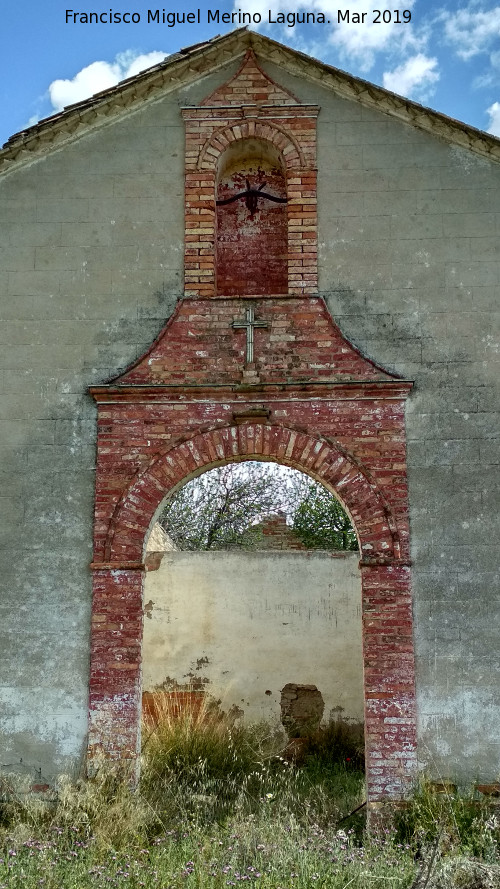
[232,305,268,364]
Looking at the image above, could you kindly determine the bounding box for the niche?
[216,138,288,296]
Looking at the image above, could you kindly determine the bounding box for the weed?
[394,780,500,861]
[1,713,498,889]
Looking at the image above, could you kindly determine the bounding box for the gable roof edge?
[0,30,252,178]
[250,32,500,165]
[1,28,500,178]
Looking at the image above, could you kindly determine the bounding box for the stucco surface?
[0,48,498,782]
[142,550,364,725]
[262,61,500,779]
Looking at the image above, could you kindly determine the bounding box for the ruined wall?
[0,46,499,783]
[142,550,363,725]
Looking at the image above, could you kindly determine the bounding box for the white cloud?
[442,2,500,60]
[326,0,419,69]
[383,54,439,99]
[486,100,500,135]
[239,0,420,71]
[48,51,167,113]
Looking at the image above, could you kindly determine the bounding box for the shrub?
[140,694,284,827]
[394,781,500,860]
[306,719,365,770]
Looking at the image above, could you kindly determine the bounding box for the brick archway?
[104,425,398,563]
[89,420,417,805]
[88,52,417,810]
[197,122,305,171]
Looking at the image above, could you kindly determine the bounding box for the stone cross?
[232,306,268,364]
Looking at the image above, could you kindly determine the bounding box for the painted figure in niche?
[216,138,288,296]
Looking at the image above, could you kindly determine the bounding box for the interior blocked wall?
[216,149,288,295]
[142,550,364,725]
[0,45,498,785]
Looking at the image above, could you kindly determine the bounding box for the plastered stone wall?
[0,44,498,784]
[0,67,236,779]
[260,59,500,779]
[142,550,364,725]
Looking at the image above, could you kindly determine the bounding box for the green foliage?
[394,781,500,860]
[292,484,358,551]
[3,745,500,889]
[159,461,357,552]
[3,715,499,889]
[139,700,365,830]
[0,767,147,852]
[306,720,365,771]
[140,700,274,826]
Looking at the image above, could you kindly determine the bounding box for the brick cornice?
[90,561,145,571]
[89,380,413,403]
[250,31,500,165]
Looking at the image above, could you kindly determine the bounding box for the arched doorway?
[141,460,364,733]
[89,48,416,815]
[88,420,416,809]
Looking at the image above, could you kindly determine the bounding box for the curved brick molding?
[197,120,306,172]
[104,425,398,562]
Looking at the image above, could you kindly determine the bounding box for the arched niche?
[215,138,288,296]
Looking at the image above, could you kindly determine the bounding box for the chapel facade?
[0,30,499,810]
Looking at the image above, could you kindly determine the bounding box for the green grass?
[0,709,499,888]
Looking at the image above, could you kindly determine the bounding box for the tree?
[292,482,358,551]
[159,463,284,550]
[159,461,358,551]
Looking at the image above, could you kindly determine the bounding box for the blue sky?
[1,1,500,147]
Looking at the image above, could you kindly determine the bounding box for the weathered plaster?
[142,550,364,725]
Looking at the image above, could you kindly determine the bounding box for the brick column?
[88,565,145,771]
[184,170,216,298]
[361,560,417,804]
[287,169,318,295]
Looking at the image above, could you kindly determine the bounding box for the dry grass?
[0,706,498,888]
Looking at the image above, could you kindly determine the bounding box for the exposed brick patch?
[201,50,299,106]
[145,552,164,571]
[281,683,325,737]
[256,514,307,550]
[142,690,205,726]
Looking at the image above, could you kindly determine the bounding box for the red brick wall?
[89,403,416,802]
[257,514,307,550]
[216,165,288,295]
[182,51,318,298]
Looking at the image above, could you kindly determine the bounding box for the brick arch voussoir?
[198,122,305,172]
[105,425,397,563]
